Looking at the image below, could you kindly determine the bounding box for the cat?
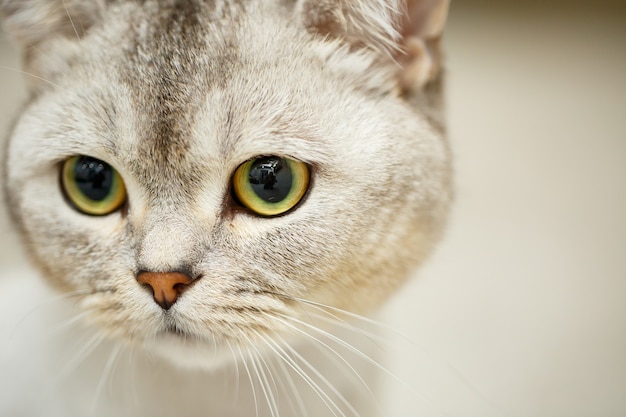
[0,0,451,416]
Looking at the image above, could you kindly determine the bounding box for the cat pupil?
[248,156,293,203]
[74,157,114,201]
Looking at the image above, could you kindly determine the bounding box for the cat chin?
[141,332,238,371]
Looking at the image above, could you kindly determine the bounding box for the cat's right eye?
[61,156,127,216]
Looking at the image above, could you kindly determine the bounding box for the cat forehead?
[36,0,390,199]
[86,2,321,175]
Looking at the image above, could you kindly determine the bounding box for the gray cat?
[0,0,451,416]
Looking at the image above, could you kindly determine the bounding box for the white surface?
[1,2,625,416]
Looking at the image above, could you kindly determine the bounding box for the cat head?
[1,0,451,367]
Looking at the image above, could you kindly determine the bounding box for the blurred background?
[1,1,624,416]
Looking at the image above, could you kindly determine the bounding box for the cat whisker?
[253,350,280,417]
[263,294,396,403]
[290,296,497,416]
[270,345,310,417]
[295,308,387,350]
[270,314,450,417]
[236,342,261,417]
[240,331,281,417]
[258,349,282,417]
[247,353,266,415]
[0,34,82,95]
[10,288,92,339]
[264,332,308,417]
[290,296,407,334]
[273,312,417,396]
[261,302,393,415]
[46,309,93,335]
[270,333,357,417]
[62,0,82,41]
[278,307,458,417]
[245,325,309,416]
[257,333,344,417]
[0,65,61,88]
[286,295,440,360]
[226,339,242,405]
[58,330,107,379]
[89,343,123,417]
[295,321,381,408]
[126,341,141,410]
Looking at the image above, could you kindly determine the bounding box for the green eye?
[61,156,127,215]
[233,156,310,217]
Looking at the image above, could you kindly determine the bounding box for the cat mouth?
[158,322,219,346]
[161,323,192,339]
[148,324,239,370]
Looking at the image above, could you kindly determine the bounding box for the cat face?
[2,0,450,367]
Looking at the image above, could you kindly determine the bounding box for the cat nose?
[137,271,193,310]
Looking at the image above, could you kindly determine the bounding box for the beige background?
[1,1,624,416]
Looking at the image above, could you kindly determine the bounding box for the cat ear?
[300,0,450,90]
[299,0,402,55]
[0,0,104,47]
[397,0,449,90]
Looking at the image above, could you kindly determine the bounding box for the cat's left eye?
[61,156,127,216]
[233,156,310,217]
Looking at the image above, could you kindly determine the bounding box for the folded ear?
[0,0,103,48]
[299,0,403,56]
[397,0,449,90]
[300,0,449,90]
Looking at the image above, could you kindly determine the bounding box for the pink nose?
[137,271,193,310]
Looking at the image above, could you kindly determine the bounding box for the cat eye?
[61,156,127,216]
[232,156,310,217]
